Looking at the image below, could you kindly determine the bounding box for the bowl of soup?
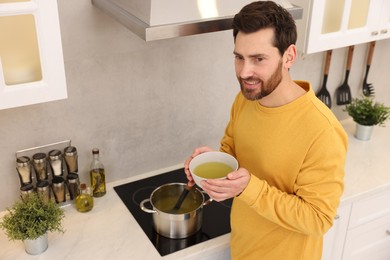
[189,151,238,188]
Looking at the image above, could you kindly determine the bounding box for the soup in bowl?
[189,151,238,188]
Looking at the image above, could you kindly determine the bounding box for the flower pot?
[355,123,374,141]
[23,233,48,255]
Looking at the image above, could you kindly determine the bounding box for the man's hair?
[232,1,297,56]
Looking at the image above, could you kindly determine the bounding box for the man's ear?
[284,44,297,69]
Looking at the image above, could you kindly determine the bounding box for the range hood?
[91,0,303,41]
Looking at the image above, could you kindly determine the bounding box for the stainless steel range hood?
[91,0,303,41]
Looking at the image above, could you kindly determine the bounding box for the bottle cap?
[36,180,50,190]
[80,183,87,190]
[49,149,62,160]
[64,146,77,156]
[92,148,99,154]
[16,156,30,167]
[67,173,79,183]
[33,152,46,163]
[20,183,34,192]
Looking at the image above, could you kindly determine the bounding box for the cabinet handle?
[386,230,390,236]
[371,31,379,36]
[334,215,340,220]
[380,29,388,34]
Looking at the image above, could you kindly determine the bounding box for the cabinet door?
[322,203,351,260]
[0,0,67,110]
[376,0,390,40]
[342,190,390,260]
[342,214,390,260]
[297,0,390,54]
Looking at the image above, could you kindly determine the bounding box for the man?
[184,1,348,259]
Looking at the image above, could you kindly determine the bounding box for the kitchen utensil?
[336,46,354,105]
[140,183,212,239]
[362,41,376,96]
[172,184,191,210]
[316,50,333,108]
[189,151,238,188]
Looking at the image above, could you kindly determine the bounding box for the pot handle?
[140,199,157,214]
[201,190,213,207]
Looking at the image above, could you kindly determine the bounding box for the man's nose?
[238,61,255,79]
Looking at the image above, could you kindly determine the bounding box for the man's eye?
[256,57,264,62]
[235,55,243,60]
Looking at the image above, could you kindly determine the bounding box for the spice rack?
[15,140,79,207]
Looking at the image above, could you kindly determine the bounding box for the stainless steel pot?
[140,183,212,239]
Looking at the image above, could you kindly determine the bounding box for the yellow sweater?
[220,81,348,260]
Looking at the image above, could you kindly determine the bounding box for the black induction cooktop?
[114,168,232,256]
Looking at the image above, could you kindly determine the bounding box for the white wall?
[0,0,389,210]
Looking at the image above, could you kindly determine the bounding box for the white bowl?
[189,151,238,188]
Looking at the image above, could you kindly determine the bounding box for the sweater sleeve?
[236,125,348,236]
[220,93,240,157]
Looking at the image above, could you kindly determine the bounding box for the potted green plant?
[0,193,65,255]
[344,96,390,140]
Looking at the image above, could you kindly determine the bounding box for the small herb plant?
[344,96,390,126]
[0,193,65,241]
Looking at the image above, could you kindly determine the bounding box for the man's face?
[233,28,283,101]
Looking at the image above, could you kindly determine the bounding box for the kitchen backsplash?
[0,0,389,210]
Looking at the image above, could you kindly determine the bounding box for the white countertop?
[341,119,390,204]
[0,164,231,260]
[1,119,390,259]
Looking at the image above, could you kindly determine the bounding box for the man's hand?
[201,168,251,201]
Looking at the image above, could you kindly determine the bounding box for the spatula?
[316,50,332,108]
[336,46,354,105]
[362,41,376,96]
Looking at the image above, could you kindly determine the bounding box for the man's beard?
[239,59,283,101]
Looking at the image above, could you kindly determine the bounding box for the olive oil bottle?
[76,183,94,212]
[90,148,106,197]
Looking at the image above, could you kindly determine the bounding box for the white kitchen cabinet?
[322,204,351,260]
[0,0,67,110]
[342,190,390,260]
[322,189,390,260]
[294,0,390,54]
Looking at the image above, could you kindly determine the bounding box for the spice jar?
[37,180,51,203]
[64,146,78,174]
[49,149,63,177]
[52,176,66,203]
[32,153,48,181]
[16,156,32,185]
[67,173,80,200]
[76,183,94,212]
[20,184,34,201]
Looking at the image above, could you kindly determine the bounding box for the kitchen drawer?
[343,213,390,260]
[349,189,390,229]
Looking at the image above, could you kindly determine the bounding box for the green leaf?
[344,96,390,126]
[0,193,65,241]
